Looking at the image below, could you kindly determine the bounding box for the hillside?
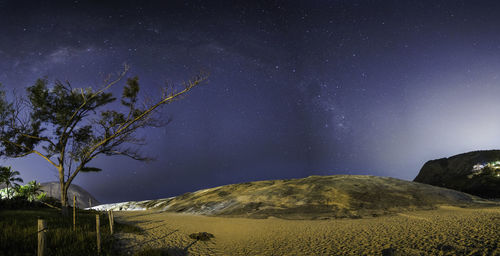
[91,175,497,219]
[41,182,100,208]
[414,150,500,198]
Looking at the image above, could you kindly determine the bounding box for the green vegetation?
[0,165,147,254]
[0,208,142,255]
[0,166,23,199]
[0,165,46,202]
[14,180,46,202]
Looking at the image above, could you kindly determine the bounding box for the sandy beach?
[114,205,500,255]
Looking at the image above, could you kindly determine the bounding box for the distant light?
[471,161,500,178]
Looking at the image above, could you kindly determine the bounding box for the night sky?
[2,0,500,203]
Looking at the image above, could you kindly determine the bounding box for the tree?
[0,65,206,214]
[16,180,45,202]
[0,166,23,199]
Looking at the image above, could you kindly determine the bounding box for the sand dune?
[94,175,495,219]
[114,206,500,255]
[100,175,500,255]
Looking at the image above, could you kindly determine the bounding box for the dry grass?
[0,208,117,256]
[114,206,500,256]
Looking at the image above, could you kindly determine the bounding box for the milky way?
[1,0,500,202]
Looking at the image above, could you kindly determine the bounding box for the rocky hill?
[91,175,497,219]
[41,182,100,208]
[414,150,500,199]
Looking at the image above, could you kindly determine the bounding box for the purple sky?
[1,0,500,203]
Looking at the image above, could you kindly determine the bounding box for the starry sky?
[1,0,500,203]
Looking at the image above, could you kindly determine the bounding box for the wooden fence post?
[96,214,101,255]
[37,219,46,256]
[108,210,114,235]
[73,195,76,231]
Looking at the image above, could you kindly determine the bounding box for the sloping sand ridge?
[94,175,496,219]
[94,175,500,255]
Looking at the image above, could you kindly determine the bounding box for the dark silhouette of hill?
[414,150,500,199]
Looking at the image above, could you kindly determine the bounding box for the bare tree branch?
[0,139,58,168]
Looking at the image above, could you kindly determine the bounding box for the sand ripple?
[114,206,500,255]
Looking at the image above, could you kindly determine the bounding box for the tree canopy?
[0,65,207,212]
[0,166,23,199]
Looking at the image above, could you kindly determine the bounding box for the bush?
[0,197,47,209]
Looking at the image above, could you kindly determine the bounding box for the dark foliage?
[0,197,45,209]
[0,67,206,210]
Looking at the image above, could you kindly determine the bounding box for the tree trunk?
[58,165,70,216]
[60,182,69,216]
[6,183,9,199]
